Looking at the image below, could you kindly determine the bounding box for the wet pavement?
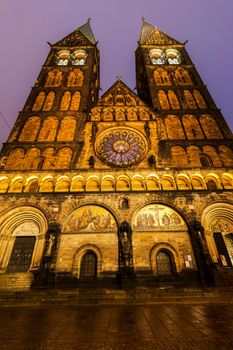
[0,304,233,349]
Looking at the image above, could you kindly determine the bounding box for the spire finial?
[116,75,122,81]
[87,17,92,23]
[142,16,146,23]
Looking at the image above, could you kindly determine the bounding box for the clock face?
[95,127,148,167]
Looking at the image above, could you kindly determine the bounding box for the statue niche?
[118,221,134,275]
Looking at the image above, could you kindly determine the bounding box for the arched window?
[168,90,180,109]
[156,250,173,275]
[23,148,40,170]
[72,49,87,65]
[60,92,81,111]
[43,92,55,111]
[182,115,204,139]
[32,92,45,111]
[219,145,233,166]
[70,92,81,111]
[45,69,62,87]
[166,49,181,65]
[158,90,170,109]
[57,50,70,66]
[67,69,84,87]
[42,148,56,170]
[171,146,188,167]
[200,115,223,139]
[200,154,213,168]
[153,68,171,86]
[165,116,185,139]
[37,157,45,170]
[57,116,76,141]
[207,179,218,191]
[19,116,41,142]
[28,180,39,192]
[175,68,192,85]
[193,90,207,109]
[184,90,197,109]
[60,92,71,111]
[149,49,166,65]
[38,117,58,141]
[80,251,97,279]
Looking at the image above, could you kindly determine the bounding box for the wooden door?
[7,236,36,273]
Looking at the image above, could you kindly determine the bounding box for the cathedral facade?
[0,21,233,288]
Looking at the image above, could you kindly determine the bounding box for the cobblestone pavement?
[0,304,233,349]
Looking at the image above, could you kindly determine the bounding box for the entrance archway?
[0,206,48,273]
[201,203,233,266]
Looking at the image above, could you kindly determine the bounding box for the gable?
[54,30,93,47]
[143,29,182,46]
[98,80,146,107]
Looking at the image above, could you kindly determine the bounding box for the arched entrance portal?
[0,206,48,274]
[202,203,233,267]
[80,251,97,279]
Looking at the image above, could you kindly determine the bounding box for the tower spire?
[139,20,182,45]
[54,20,96,46]
[139,20,156,44]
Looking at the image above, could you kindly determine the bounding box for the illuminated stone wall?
[0,21,232,286]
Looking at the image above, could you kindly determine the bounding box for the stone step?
[0,286,233,305]
[0,273,34,291]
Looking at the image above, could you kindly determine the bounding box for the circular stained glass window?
[95,127,148,167]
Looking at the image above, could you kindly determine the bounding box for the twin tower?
[0,20,233,288]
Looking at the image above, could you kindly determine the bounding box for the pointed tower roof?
[139,20,182,46]
[54,20,96,46]
[140,20,156,44]
[78,20,95,44]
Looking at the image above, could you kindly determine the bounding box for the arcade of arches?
[0,201,233,283]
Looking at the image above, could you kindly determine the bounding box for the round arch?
[72,244,103,278]
[131,202,195,275]
[0,205,48,272]
[62,203,119,233]
[150,243,180,274]
[132,202,188,231]
[57,203,119,276]
[201,202,233,265]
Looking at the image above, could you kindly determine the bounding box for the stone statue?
[148,155,156,168]
[119,223,132,266]
[121,232,131,268]
[44,235,55,257]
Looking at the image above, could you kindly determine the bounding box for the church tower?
[0,21,233,289]
[1,20,99,172]
[136,21,232,171]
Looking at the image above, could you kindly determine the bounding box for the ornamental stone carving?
[95,127,148,167]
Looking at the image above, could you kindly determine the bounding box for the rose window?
[95,128,147,167]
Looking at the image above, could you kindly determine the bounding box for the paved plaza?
[0,304,233,349]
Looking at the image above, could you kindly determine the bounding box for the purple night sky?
[0,0,232,148]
